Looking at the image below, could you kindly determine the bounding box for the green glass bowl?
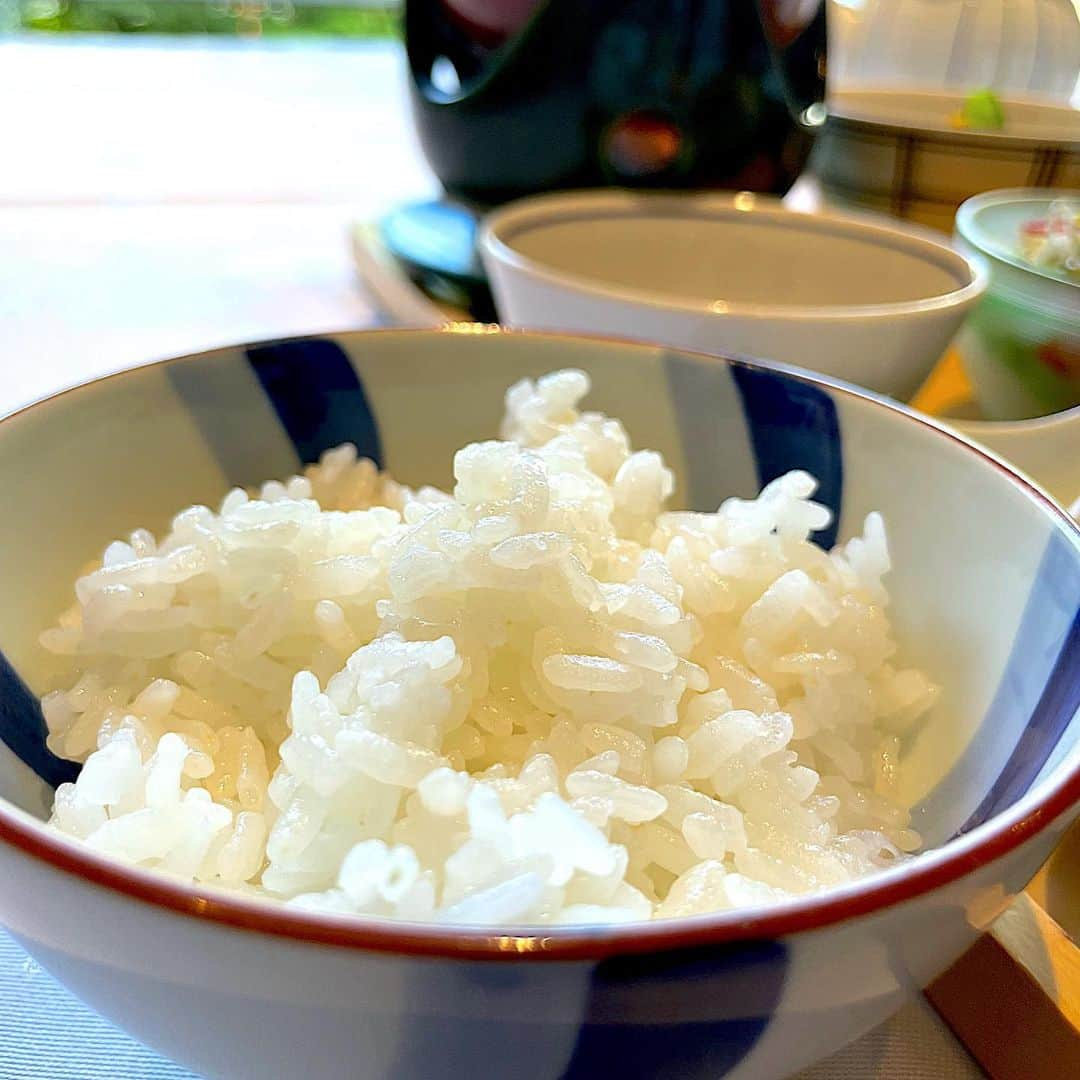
[954,188,1079,420]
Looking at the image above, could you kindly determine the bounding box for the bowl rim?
[955,187,1080,293]
[0,324,1077,963]
[950,399,1080,437]
[480,190,988,322]
[826,86,1080,145]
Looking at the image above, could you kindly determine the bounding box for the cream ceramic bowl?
[811,88,1080,233]
[0,329,1077,1080]
[949,403,1080,512]
[479,191,986,401]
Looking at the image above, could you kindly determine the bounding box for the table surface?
[0,33,984,1080]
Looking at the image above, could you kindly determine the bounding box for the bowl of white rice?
[0,327,1076,1080]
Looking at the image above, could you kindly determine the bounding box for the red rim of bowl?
[0,325,1078,963]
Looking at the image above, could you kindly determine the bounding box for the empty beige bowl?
[480,189,987,400]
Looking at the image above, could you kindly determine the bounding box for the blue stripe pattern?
[562,940,787,1078]
[246,339,383,467]
[664,351,760,516]
[958,529,1080,833]
[730,364,843,549]
[0,651,78,789]
[165,353,298,490]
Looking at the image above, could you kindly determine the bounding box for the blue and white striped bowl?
[0,327,1076,1080]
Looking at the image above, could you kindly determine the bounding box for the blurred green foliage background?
[4,0,397,36]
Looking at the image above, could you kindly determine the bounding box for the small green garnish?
[952,89,1005,131]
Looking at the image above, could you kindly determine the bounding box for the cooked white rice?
[41,370,938,925]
